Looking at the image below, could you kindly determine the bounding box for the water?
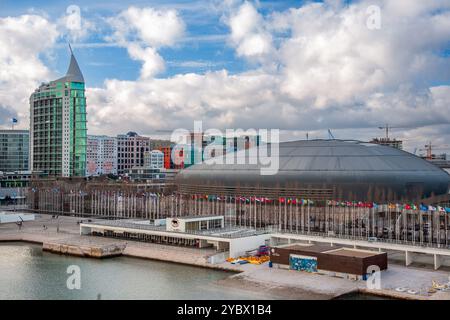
[0,243,267,300]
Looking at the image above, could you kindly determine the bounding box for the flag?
[438,206,446,213]
[420,204,428,212]
[12,118,18,123]
[446,207,450,213]
[428,205,437,212]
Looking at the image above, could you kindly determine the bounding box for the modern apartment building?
[117,132,151,175]
[144,150,164,169]
[0,130,29,172]
[29,47,87,177]
[86,135,118,176]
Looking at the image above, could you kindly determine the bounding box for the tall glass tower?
[30,47,87,177]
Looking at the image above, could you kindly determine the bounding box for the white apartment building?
[144,150,164,169]
[86,135,118,176]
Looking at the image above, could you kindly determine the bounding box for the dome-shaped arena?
[176,140,450,202]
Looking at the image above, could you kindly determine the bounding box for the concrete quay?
[42,237,126,258]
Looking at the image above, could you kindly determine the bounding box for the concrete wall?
[0,213,35,223]
[208,251,229,264]
[229,234,270,258]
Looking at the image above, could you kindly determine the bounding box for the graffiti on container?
[289,255,318,273]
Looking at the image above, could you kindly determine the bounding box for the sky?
[0,0,450,155]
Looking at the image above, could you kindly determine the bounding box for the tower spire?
[61,44,84,83]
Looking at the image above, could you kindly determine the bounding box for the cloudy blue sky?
[1,0,450,154]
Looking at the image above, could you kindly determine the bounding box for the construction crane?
[378,124,405,139]
[327,129,335,140]
[419,142,450,160]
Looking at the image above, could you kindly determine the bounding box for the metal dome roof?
[176,140,450,201]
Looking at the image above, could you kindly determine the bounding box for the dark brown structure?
[270,244,387,276]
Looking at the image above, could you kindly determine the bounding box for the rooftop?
[169,215,223,220]
[324,248,382,258]
[84,219,269,239]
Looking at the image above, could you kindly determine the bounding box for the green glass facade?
[30,83,63,176]
[0,130,29,172]
[30,51,87,177]
[70,82,87,176]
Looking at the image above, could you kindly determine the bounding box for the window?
[210,219,222,229]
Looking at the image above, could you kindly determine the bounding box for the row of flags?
[190,195,450,213]
[327,201,450,213]
[190,195,315,204]
[29,189,450,213]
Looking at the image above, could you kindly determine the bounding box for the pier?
[42,237,126,258]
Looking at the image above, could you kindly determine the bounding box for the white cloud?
[127,44,165,79]
[0,14,58,125]
[108,6,185,48]
[273,1,450,109]
[1,2,450,154]
[227,2,273,60]
[107,6,185,79]
[58,5,96,42]
[86,0,450,154]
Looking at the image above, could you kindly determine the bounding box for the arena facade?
[176,140,450,202]
[173,140,450,247]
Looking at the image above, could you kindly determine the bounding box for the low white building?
[80,218,270,259]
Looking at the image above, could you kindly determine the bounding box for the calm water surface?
[0,243,268,300]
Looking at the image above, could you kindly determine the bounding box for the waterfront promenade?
[1,214,450,300]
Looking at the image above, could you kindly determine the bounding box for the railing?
[275,230,450,251]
